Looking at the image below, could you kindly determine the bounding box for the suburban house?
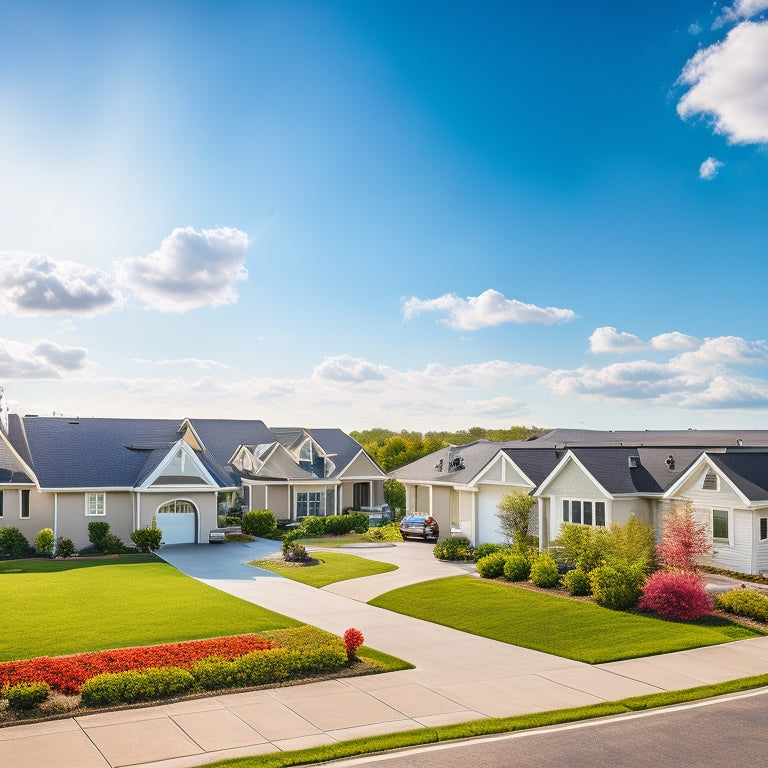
[392,429,768,575]
[0,412,384,549]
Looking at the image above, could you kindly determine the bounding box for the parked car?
[399,514,439,542]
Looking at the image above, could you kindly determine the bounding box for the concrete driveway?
[4,541,768,768]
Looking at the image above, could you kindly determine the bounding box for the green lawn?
[250,552,397,588]
[0,556,300,661]
[369,576,763,663]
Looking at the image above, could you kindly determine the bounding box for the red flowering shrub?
[638,570,712,620]
[0,634,272,694]
[657,503,710,572]
[343,628,364,658]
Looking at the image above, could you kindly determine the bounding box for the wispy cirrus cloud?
[117,226,249,312]
[402,289,576,330]
[0,253,118,317]
[133,357,235,371]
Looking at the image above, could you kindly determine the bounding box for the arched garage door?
[156,500,198,545]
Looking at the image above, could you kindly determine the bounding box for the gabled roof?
[501,448,561,487]
[306,429,382,479]
[185,419,276,468]
[707,453,768,503]
[392,440,528,484]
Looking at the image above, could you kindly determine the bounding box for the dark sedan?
[399,514,439,542]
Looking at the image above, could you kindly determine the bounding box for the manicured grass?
[0,556,300,661]
[249,552,397,588]
[296,534,371,547]
[369,576,763,663]
[201,672,768,767]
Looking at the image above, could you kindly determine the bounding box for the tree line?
[351,425,548,473]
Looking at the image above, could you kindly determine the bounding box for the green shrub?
[476,551,508,579]
[80,667,196,707]
[55,537,75,558]
[87,521,111,550]
[503,553,532,582]
[473,543,505,562]
[130,526,163,552]
[100,532,128,554]
[715,588,768,623]
[433,537,472,561]
[190,657,239,690]
[529,552,560,588]
[0,526,31,557]
[241,509,277,538]
[33,528,55,556]
[604,515,656,573]
[282,529,302,554]
[324,516,353,535]
[285,542,309,562]
[2,681,50,711]
[563,567,591,596]
[383,477,406,512]
[589,558,646,610]
[365,522,402,542]
[300,516,327,537]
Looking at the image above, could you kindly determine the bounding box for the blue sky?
[1,0,767,431]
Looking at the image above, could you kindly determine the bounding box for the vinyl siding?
[545,460,606,499]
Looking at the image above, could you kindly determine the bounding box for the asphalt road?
[325,688,768,768]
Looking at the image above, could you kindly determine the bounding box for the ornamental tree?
[638,570,711,620]
[495,491,536,547]
[657,502,711,572]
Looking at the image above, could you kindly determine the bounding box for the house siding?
[545,460,606,498]
[754,506,768,573]
[1,488,53,544]
[611,498,652,526]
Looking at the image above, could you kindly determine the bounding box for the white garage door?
[156,512,196,545]
[476,486,507,545]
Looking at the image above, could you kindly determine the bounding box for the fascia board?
[471,451,536,488]
[663,453,751,507]
[0,429,39,486]
[535,451,613,499]
[140,440,219,490]
[337,449,385,478]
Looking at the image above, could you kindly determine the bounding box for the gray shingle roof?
[187,419,276,468]
[708,453,768,502]
[532,429,768,448]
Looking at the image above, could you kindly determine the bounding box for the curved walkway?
[3,541,768,768]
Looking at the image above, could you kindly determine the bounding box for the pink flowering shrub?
[657,503,710,572]
[343,628,364,658]
[638,570,712,620]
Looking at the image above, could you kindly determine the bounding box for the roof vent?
[665,455,675,470]
[435,459,443,472]
[628,456,639,468]
[737,438,743,447]
[448,456,465,472]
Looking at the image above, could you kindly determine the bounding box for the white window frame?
[296,489,326,517]
[759,516,768,543]
[85,492,106,517]
[562,498,606,528]
[712,508,732,546]
[20,489,30,519]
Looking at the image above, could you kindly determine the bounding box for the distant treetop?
[351,426,548,472]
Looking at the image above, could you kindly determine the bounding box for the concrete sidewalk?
[3,541,768,768]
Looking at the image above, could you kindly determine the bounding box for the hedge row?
[0,634,273,694]
[80,627,348,706]
[298,513,369,537]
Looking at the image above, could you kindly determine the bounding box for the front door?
[353,482,370,510]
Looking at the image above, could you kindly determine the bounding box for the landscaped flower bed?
[0,634,273,693]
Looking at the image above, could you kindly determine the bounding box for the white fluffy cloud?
[715,0,768,27]
[0,338,88,379]
[465,396,526,417]
[589,327,699,354]
[699,157,724,180]
[312,355,388,383]
[117,226,249,312]
[0,253,118,317]
[677,21,768,144]
[402,289,576,330]
[549,334,768,409]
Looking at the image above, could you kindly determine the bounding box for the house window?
[703,470,719,491]
[85,492,106,516]
[158,500,195,514]
[712,509,729,543]
[760,518,768,542]
[325,487,335,516]
[296,491,325,516]
[562,499,606,528]
[20,489,30,518]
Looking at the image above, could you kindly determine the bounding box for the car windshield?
[404,516,427,523]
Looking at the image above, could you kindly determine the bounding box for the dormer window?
[299,441,313,462]
[702,469,719,491]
